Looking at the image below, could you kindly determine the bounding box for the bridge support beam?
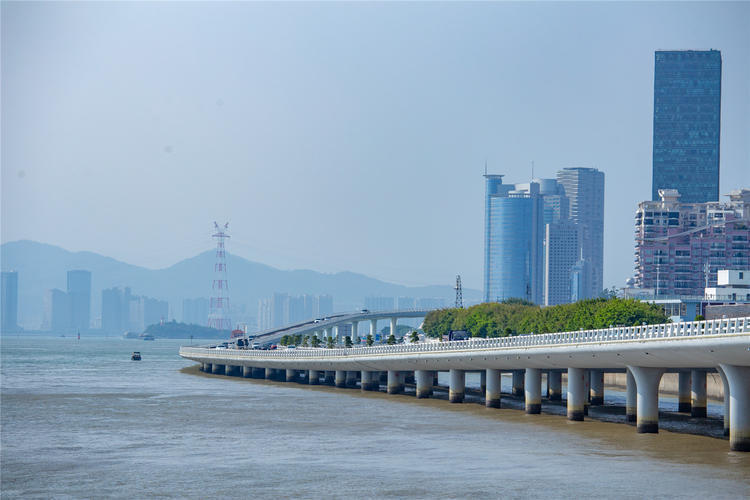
[286,369,296,382]
[224,365,236,376]
[265,368,274,380]
[678,371,692,413]
[324,371,335,385]
[361,371,378,391]
[449,369,465,403]
[583,370,590,415]
[346,371,358,388]
[691,370,707,418]
[370,319,377,340]
[486,369,501,408]
[548,371,562,401]
[204,363,212,373]
[390,318,398,340]
[480,370,487,395]
[626,368,637,423]
[567,367,586,421]
[300,370,310,384]
[387,370,404,394]
[525,368,542,414]
[309,370,320,385]
[335,370,347,388]
[718,366,730,437]
[242,366,252,378]
[719,364,750,452]
[415,370,432,398]
[590,370,604,405]
[212,364,224,375]
[628,366,665,433]
[351,321,359,344]
[512,370,524,396]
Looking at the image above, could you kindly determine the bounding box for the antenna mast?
[208,222,232,331]
[454,275,463,309]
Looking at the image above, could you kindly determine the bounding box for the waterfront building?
[397,296,416,310]
[257,298,271,330]
[364,296,395,311]
[271,292,288,328]
[416,297,446,309]
[45,288,71,332]
[652,50,722,203]
[102,287,125,333]
[1,271,18,332]
[556,167,605,299]
[484,175,544,304]
[67,270,91,331]
[287,295,306,324]
[633,188,750,297]
[545,222,582,306]
[314,294,333,317]
[704,270,750,302]
[182,297,209,325]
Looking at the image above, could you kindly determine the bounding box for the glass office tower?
[484,175,544,304]
[652,50,722,203]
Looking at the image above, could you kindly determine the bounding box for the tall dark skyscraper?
[67,270,91,331]
[652,50,722,203]
[2,271,19,332]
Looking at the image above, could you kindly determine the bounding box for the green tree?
[311,335,321,348]
[326,336,335,349]
[280,335,289,346]
[345,335,353,348]
[302,336,309,347]
[387,333,396,345]
[409,331,419,343]
[366,334,374,346]
[694,314,705,321]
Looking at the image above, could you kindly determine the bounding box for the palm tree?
[366,334,374,346]
[345,336,352,348]
[387,333,396,345]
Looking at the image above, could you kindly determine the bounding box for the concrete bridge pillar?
[285,369,297,382]
[370,319,377,340]
[567,367,586,421]
[265,368,274,380]
[351,321,359,344]
[486,369,501,408]
[225,365,236,376]
[324,371,335,385]
[300,370,310,384]
[309,370,320,385]
[480,370,487,395]
[719,364,750,452]
[449,369,465,403]
[252,367,264,379]
[415,370,432,398]
[590,370,604,405]
[387,370,404,394]
[346,371,358,388]
[361,371,379,391]
[512,370,524,396]
[717,366,730,437]
[547,371,562,401]
[204,363,212,372]
[583,370,591,415]
[335,370,347,388]
[525,368,542,414]
[626,368,637,423]
[242,366,252,378]
[390,317,398,340]
[324,327,331,340]
[212,363,224,375]
[691,370,707,418]
[628,366,665,433]
[201,363,208,372]
[678,371,692,413]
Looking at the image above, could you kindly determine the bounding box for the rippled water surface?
[2,336,749,499]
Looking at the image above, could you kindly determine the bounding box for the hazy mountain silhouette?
[1,240,480,329]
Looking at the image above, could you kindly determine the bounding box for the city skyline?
[2,2,749,292]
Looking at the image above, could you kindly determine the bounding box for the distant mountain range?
[1,240,481,329]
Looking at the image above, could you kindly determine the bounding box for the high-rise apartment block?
[102,286,168,333]
[484,169,604,305]
[652,50,722,203]
[1,271,19,332]
[45,288,71,332]
[257,293,334,331]
[67,270,91,331]
[634,189,750,296]
[182,297,209,325]
[364,296,396,311]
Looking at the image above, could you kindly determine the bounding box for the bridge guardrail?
[180,317,749,359]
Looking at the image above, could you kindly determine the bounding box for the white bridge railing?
[180,317,750,359]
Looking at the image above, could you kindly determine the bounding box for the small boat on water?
[140,334,155,341]
[131,352,142,361]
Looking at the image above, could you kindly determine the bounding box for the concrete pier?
[678,371,692,413]
[691,370,707,418]
[718,366,731,437]
[629,366,665,433]
[324,371,335,385]
[626,368,637,423]
[361,371,379,391]
[567,367,586,421]
[335,370,347,388]
[583,370,590,415]
[480,370,487,395]
[224,365,236,376]
[449,369,465,403]
[212,363,224,375]
[252,367,264,379]
[286,369,296,382]
[590,370,604,405]
[524,368,542,414]
[719,364,750,452]
[346,371,358,388]
[415,370,432,398]
[486,369,501,408]
[512,370,524,396]
[265,368,274,380]
[387,370,404,394]
[242,366,252,378]
[309,370,320,385]
[547,371,562,401]
[204,363,212,373]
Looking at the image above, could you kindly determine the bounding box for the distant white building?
[705,270,750,301]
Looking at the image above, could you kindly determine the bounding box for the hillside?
[1,240,481,329]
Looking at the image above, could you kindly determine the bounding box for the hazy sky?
[2,1,749,291]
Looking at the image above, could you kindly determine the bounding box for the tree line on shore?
[422,298,668,339]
